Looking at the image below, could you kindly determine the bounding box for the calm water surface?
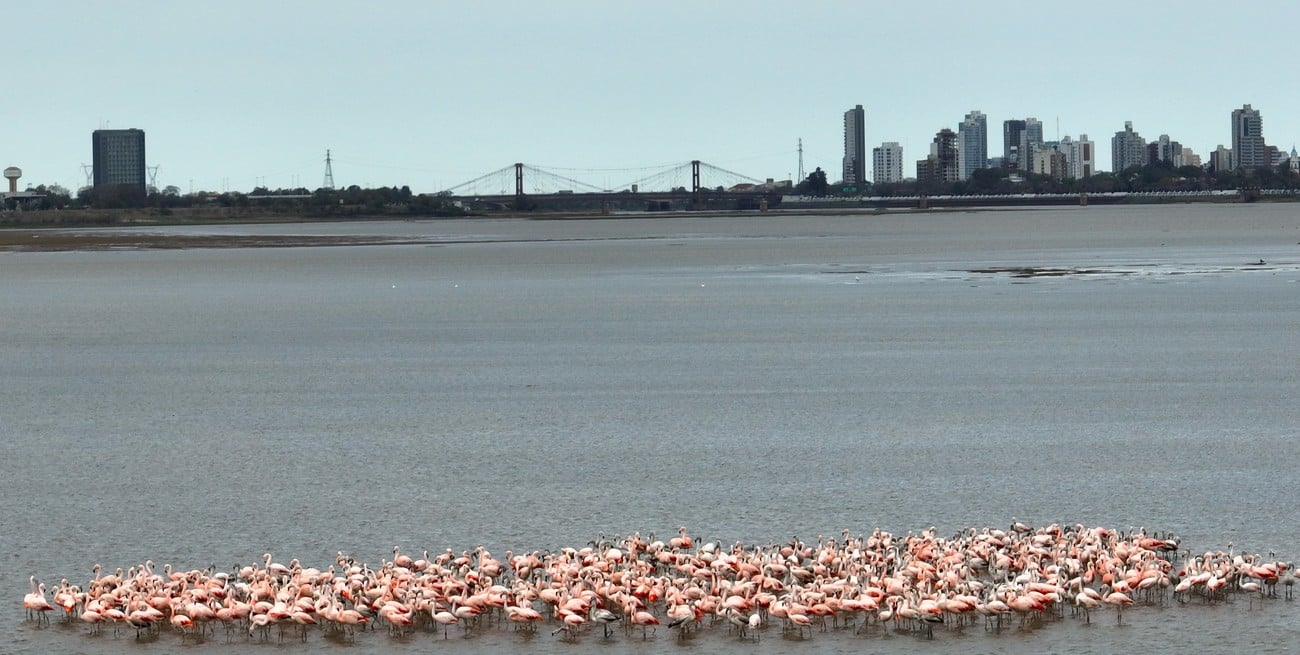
[4,204,1300,653]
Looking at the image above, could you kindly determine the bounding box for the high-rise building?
[1231,104,1265,170]
[1019,118,1044,173]
[92,128,147,188]
[1111,121,1147,173]
[1151,134,1184,166]
[1058,135,1095,179]
[1032,145,1069,179]
[917,128,959,184]
[1210,145,1233,172]
[842,105,866,185]
[1003,119,1026,168]
[957,110,987,180]
[872,142,904,184]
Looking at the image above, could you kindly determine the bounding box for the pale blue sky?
[6,1,1298,193]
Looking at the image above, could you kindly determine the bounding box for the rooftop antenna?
[323,149,335,189]
[797,138,805,182]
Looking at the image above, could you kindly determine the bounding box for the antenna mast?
[323,149,335,189]
[797,138,805,182]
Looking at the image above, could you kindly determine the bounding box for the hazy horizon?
[7,1,1298,194]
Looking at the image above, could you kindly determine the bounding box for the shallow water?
[4,204,1300,653]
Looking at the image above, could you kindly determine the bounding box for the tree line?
[5,183,468,217]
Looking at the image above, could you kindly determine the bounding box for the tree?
[796,167,829,196]
[510,196,538,211]
[78,184,148,209]
[968,167,1007,193]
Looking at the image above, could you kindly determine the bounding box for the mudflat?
[0,231,434,251]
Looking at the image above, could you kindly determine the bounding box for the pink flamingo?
[1102,589,1133,624]
[169,613,194,641]
[787,610,813,638]
[430,607,458,639]
[505,604,542,630]
[24,577,54,625]
[627,605,660,639]
[335,602,368,637]
[551,610,586,639]
[79,607,107,634]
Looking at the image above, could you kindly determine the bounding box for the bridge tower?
[514,163,524,196]
[691,160,701,206]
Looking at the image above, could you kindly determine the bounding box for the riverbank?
[2,193,1294,252]
[0,204,1064,252]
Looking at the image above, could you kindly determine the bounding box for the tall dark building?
[1003,119,1026,168]
[92,128,147,188]
[842,105,866,186]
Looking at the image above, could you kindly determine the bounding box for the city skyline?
[4,2,1298,194]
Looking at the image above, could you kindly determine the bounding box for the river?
[4,203,1299,653]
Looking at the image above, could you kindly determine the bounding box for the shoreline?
[0,196,1287,252]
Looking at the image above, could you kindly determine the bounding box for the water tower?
[3,166,19,193]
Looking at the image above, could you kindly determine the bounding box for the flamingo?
[628,607,660,639]
[665,602,696,636]
[505,604,542,630]
[1074,589,1100,623]
[24,577,54,624]
[669,526,694,550]
[430,608,458,639]
[1102,589,1133,624]
[52,580,79,622]
[551,610,585,639]
[263,553,291,579]
[591,607,621,637]
[379,603,413,635]
[335,602,368,637]
[101,606,128,637]
[1239,578,1264,609]
[248,611,274,640]
[126,607,157,639]
[288,610,316,641]
[787,609,813,638]
[724,606,754,639]
[21,522,1291,648]
[169,613,194,641]
[79,607,107,634]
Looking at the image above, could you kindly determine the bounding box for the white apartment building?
[873,142,904,184]
[1058,135,1096,179]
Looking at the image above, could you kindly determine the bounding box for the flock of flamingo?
[21,523,1295,645]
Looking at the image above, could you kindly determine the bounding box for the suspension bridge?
[438,160,779,206]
